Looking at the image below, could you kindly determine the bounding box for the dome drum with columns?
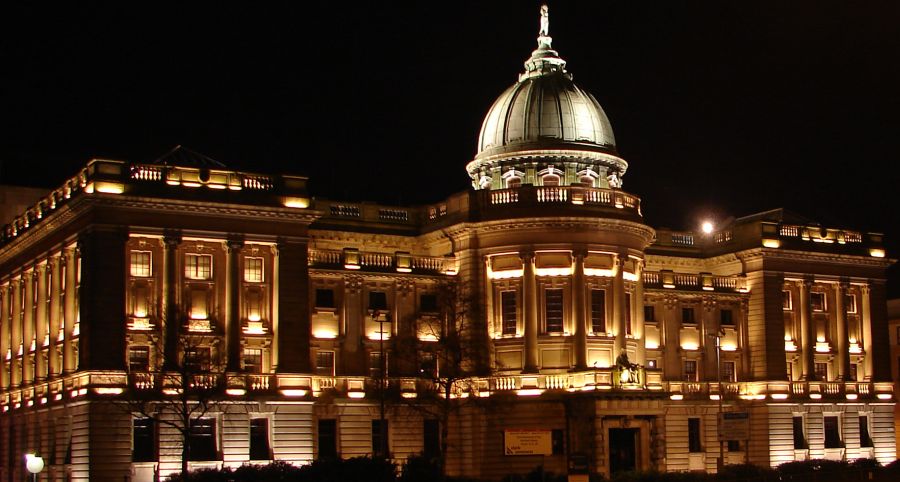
[467,8,627,192]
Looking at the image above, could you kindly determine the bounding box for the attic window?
[541,174,560,186]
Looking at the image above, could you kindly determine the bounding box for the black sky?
[2,1,899,294]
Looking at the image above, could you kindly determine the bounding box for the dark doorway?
[609,428,638,474]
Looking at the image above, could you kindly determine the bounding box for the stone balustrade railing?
[0,371,892,413]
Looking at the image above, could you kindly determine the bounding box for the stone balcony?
[0,370,892,413]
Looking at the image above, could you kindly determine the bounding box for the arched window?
[506,176,522,188]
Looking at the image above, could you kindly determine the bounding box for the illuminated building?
[0,6,895,481]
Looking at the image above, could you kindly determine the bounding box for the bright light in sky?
[701,221,714,234]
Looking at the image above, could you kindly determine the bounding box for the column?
[63,248,78,373]
[484,257,494,338]
[48,256,62,377]
[22,270,34,384]
[225,237,244,372]
[702,297,717,381]
[662,296,681,380]
[798,277,815,380]
[76,228,127,370]
[0,285,9,389]
[834,281,850,380]
[276,239,311,373]
[342,275,363,373]
[739,298,751,380]
[633,260,646,366]
[860,284,873,381]
[161,231,181,371]
[11,279,22,385]
[270,244,280,371]
[572,250,587,370]
[612,253,626,358]
[521,251,539,373]
[35,263,48,381]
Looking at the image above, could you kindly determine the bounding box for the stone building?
[0,7,895,482]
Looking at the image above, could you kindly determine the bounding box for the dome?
[467,6,627,191]
[476,66,617,159]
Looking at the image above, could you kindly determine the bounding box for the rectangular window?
[722,361,736,382]
[245,289,262,323]
[185,347,211,373]
[682,307,695,324]
[419,351,437,378]
[419,294,438,313]
[720,309,734,326]
[824,416,842,449]
[316,351,335,376]
[185,254,212,280]
[500,291,517,336]
[590,290,606,334]
[315,288,335,308]
[369,351,386,378]
[189,289,209,320]
[683,360,698,381]
[783,290,792,310]
[372,419,389,458]
[318,419,337,459]
[643,305,655,323]
[424,420,441,459]
[188,418,217,461]
[849,364,858,382]
[815,362,828,381]
[249,418,271,460]
[844,294,857,314]
[244,257,264,282]
[545,288,564,333]
[132,417,156,462]
[810,292,826,312]
[129,346,150,372]
[243,348,262,374]
[369,291,388,310]
[130,251,151,277]
[688,418,702,453]
[859,416,873,448]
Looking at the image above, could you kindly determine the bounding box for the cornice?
[99,195,323,223]
[309,229,419,250]
[736,247,893,269]
[471,217,655,242]
[644,253,742,271]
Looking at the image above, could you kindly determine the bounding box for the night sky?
[2,2,899,295]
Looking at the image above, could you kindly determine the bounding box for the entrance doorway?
[609,428,639,473]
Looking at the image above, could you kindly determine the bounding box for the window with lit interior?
[244,257,263,282]
[130,251,151,277]
[185,254,212,280]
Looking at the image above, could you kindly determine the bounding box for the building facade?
[0,8,896,482]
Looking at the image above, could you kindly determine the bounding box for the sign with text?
[504,429,552,456]
[718,411,750,441]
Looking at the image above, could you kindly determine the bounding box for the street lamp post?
[375,309,388,461]
[711,329,725,472]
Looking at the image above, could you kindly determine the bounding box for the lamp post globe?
[25,452,44,478]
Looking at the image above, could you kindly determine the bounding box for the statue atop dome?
[539,5,549,37]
